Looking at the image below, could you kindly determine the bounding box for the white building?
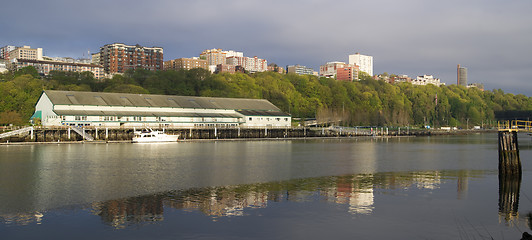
[33,90,291,128]
[412,75,444,86]
[348,53,373,76]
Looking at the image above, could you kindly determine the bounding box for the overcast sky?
[1,0,531,95]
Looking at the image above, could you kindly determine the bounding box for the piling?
[498,131,521,177]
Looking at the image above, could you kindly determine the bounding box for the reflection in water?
[83,170,469,228]
[499,152,522,223]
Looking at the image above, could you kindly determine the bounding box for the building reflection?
[1,170,483,228]
[82,170,460,228]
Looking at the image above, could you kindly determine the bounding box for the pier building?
[33,90,291,128]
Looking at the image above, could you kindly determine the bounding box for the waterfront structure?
[412,75,444,86]
[10,59,105,79]
[7,46,43,61]
[348,53,373,76]
[164,58,208,71]
[0,45,16,59]
[319,62,348,78]
[457,64,467,86]
[33,90,291,128]
[336,65,359,81]
[286,65,314,75]
[99,43,163,74]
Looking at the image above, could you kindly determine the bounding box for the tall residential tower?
[457,64,467,86]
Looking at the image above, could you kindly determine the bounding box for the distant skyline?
[1,0,531,95]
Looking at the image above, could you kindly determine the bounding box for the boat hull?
[132,135,179,143]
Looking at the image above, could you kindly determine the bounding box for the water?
[1,133,532,239]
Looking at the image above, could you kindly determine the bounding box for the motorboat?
[132,128,179,143]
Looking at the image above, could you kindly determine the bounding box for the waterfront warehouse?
[33,90,291,128]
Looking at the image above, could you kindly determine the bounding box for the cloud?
[1,0,531,95]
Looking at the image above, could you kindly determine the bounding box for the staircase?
[70,127,94,141]
[0,127,33,139]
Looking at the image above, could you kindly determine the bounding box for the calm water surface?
[1,133,532,239]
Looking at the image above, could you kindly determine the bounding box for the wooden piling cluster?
[498,131,522,177]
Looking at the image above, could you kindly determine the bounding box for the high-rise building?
[457,64,467,86]
[164,58,208,71]
[99,43,163,74]
[348,53,373,76]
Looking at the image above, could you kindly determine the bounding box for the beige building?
[164,58,208,71]
[200,49,228,66]
[8,46,43,60]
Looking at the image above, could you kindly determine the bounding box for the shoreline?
[0,130,494,145]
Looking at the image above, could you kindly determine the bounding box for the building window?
[249,117,252,121]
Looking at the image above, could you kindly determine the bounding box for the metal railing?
[498,120,532,132]
[0,127,33,139]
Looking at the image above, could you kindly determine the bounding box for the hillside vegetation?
[1,67,531,127]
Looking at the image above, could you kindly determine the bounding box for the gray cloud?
[1,0,531,95]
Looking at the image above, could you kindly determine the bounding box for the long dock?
[0,126,466,143]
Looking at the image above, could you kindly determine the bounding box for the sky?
[1,0,531,95]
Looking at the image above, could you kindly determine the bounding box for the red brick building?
[336,65,359,81]
[99,43,163,74]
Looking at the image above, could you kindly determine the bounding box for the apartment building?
[319,62,348,78]
[7,46,43,61]
[200,49,243,66]
[336,65,359,81]
[348,53,373,76]
[412,75,444,86]
[164,58,208,71]
[0,45,16,59]
[286,65,314,75]
[99,43,163,74]
[226,56,267,73]
[10,59,105,79]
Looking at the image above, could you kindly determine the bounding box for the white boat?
[132,128,179,143]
